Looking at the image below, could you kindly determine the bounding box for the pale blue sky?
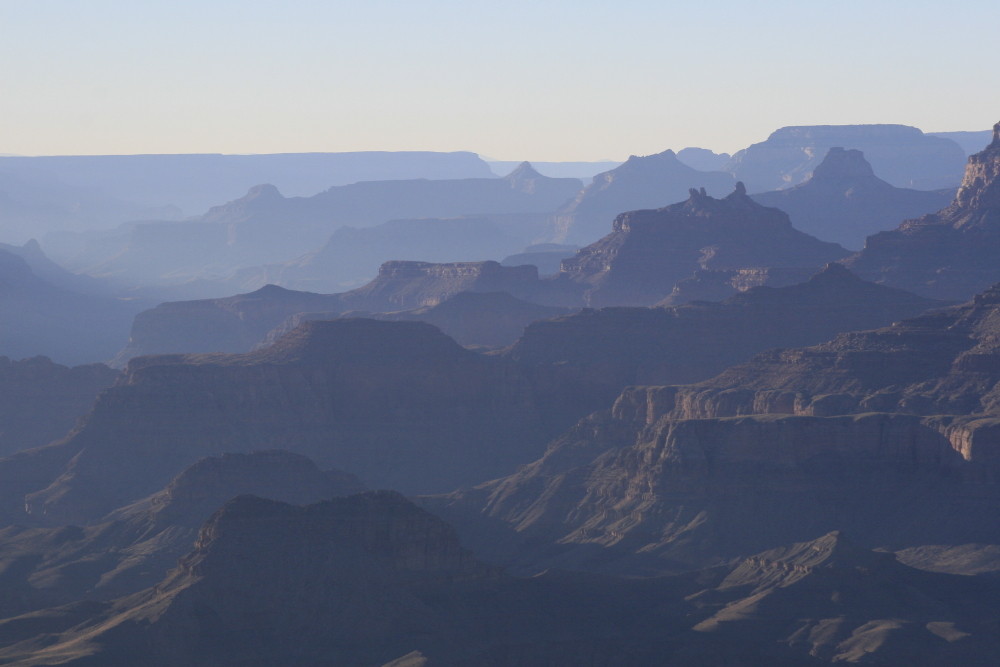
[1,0,997,160]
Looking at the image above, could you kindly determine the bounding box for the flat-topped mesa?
[953,119,1000,211]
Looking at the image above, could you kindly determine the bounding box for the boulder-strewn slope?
[551,150,734,245]
[752,147,952,249]
[845,122,1000,300]
[557,183,848,307]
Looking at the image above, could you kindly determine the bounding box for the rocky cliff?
[665,279,1000,420]
[506,265,941,399]
[555,184,848,307]
[551,150,735,245]
[845,121,1000,300]
[437,403,1000,577]
[7,319,606,525]
[752,147,952,249]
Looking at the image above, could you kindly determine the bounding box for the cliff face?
[506,264,941,396]
[666,280,1000,420]
[444,403,1000,576]
[556,184,848,307]
[845,121,1000,300]
[7,319,599,525]
[752,147,952,250]
[551,150,734,245]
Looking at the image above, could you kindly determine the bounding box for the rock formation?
[0,451,363,617]
[671,278,1000,420]
[752,147,952,249]
[7,319,604,524]
[725,124,967,192]
[551,149,735,245]
[113,284,344,365]
[845,122,1000,300]
[556,183,849,307]
[52,163,582,298]
[507,264,942,394]
[230,215,527,294]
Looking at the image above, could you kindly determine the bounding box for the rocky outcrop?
[551,150,735,245]
[554,184,848,307]
[725,124,967,192]
[844,121,1000,300]
[752,147,952,249]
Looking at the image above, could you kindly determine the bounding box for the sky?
[1,0,998,161]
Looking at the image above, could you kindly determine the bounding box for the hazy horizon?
[2,0,998,161]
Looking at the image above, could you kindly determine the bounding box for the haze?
[2,0,998,160]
